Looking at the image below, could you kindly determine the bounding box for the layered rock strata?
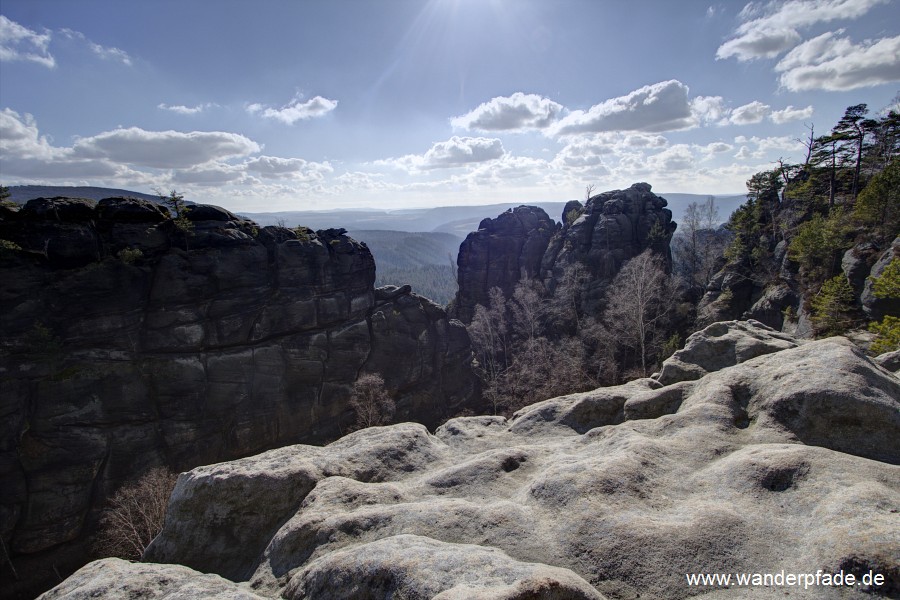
[41,320,898,600]
[0,197,478,598]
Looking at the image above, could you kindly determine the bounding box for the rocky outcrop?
[0,197,479,599]
[450,183,676,322]
[450,205,557,323]
[656,319,799,385]
[40,321,897,599]
[541,182,677,314]
[862,236,900,321]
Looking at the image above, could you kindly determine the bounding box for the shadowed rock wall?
[0,197,479,599]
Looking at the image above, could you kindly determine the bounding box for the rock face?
[0,197,479,599]
[862,236,900,321]
[40,320,897,599]
[450,183,676,322]
[451,205,557,323]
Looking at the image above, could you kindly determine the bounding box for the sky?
[1,0,899,212]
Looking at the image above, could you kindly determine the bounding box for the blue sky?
[1,0,898,212]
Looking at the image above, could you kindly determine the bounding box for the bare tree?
[674,197,722,295]
[603,250,674,376]
[469,287,509,377]
[93,467,178,560]
[349,373,395,430]
[796,123,815,167]
[510,277,545,342]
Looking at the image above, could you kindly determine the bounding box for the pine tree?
[810,275,856,336]
[854,158,900,245]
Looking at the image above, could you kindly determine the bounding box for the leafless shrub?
[93,467,178,560]
[349,373,395,430]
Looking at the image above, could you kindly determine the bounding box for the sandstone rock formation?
[451,205,557,323]
[40,320,898,599]
[540,182,677,314]
[450,183,676,322]
[0,197,479,598]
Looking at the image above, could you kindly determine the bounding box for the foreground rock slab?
[37,558,269,600]
[43,321,900,599]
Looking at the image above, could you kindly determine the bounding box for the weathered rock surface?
[0,197,479,598]
[656,319,799,385]
[450,183,676,322]
[37,558,269,600]
[38,320,896,599]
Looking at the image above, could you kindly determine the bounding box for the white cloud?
[0,15,54,68]
[72,128,260,168]
[624,134,668,148]
[380,136,506,171]
[770,104,814,123]
[0,108,147,180]
[550,80,696,136]
[465,155,554,186]
[552,137,614,171]
[716,0,887,61]
[647,144,696,171]
[691,95,729,125]
[0,107,342,197]
[775,32,900,91]
[247,95,338,125]
[717,27,802,61]
[735,146,753,160]
[244,156,332,181]
[59,28,132,66]
[171,162,245,186]
[451,92,564,132]
[730,101,771,125]
[0,108,56,159]
[158,103,216,115]
[749,135,803,153]
[704,142,734,154]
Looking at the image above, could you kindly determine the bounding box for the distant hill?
[6,185,747,232]
[240,202,572,233]
[349,230,462,305]
[658,193,747,227]
[7,185,162,205]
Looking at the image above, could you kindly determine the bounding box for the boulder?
[286,535,605,600]
[742,282,798,330]
[861,237,900,321]
[95,197,169,223]
[656,319,799,385]
[842,241,879,296]
[37,558,268,600]
[874,349,900,375]
[20,197,96,222]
